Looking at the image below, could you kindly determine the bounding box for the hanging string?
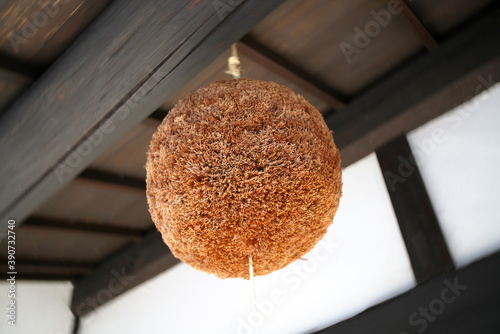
[248,255,257,309]
[225,44,241,79]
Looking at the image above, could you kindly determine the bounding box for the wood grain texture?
[407,0,495,38]
[400,0,438,50]
[88,119,158,180]
[0,67,31,112]
[0,0,113,65]
[376,135,454,283]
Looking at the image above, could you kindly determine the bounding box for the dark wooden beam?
[326,2,500,167]
[0,0,286,238]
[400,0,439,50]
[376,135,454,283]
[71,229,179,316]
[1,259,94,270]
[72,317,80,334]
[238,36,346,110]
[313,251,500,334]
[0,52,42,79]
[78,169,146,192]
[0,274,78,281]
[32,259,93,270]
[23,216,146,240]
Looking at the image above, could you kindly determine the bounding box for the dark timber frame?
[0,52,42,79]
[399,0,439,50]
[376,135,454,283]
[23,216,147,240]
[238,36,347,110]
[78,169,146,192]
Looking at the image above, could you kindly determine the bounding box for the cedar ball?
[146,78,342,279]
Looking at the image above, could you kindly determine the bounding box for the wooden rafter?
[23,216,147,240]
[400,0,439,50]
[238,36,346,110]
[0,52,41,79]
[376,135,454,283]
[78,169,146,192]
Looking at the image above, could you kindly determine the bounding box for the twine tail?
[249,255,257,309]
[225,44,241,79]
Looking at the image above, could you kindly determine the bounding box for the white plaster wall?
[407,83,500,268]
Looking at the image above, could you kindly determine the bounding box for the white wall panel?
[408,83,500,268]
[0,281,74,334]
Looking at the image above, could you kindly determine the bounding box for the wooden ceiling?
[0,0,114,114]
[0,0,499,330]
